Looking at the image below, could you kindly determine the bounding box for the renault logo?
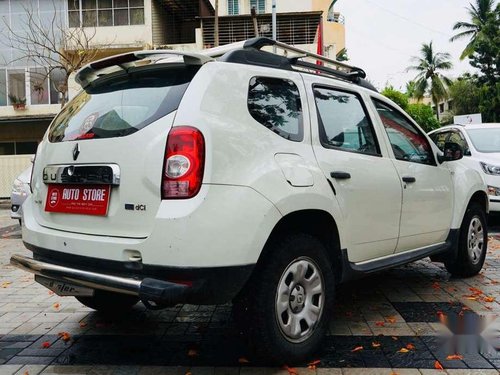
[72,143,80,161]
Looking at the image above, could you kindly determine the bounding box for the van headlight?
[480,162,500,175]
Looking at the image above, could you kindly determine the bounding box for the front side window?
[429,131,450,152]
[68,0,144,27]
[248,77,303,142]
[314,87,379,156]
[227,0,239,15]
[374,99,434,165]
[448,131,470,155]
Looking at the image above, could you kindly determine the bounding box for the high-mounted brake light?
[162,126,205,199]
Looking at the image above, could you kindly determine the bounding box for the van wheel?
[445,203,488,277]
[235,233,335,364]
[76,290,139,313]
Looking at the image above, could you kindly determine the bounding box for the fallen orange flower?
[446,354,463,360]
[484,296,495,303]
[397,348,410,353]
[406,343,416,350]
[283,365,298,375]
[0,281,12,288]
[307,359,321,370]
[53,303,60,310]
[351,346,364,352]
[386,316,397,324]
[375,321,385,327]
[58,331,71,342]
[41,342,51,349]
[372,341,381,348]
[434,360,444,370]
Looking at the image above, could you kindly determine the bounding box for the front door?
[371,99,454,252]
[309,85,403,263]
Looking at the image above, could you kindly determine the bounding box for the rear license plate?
[35,275,94,297]
[45,184,111,216]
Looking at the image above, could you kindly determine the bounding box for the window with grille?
[250,0,265,13]
[68,0,144,27]
[227,0,239,15]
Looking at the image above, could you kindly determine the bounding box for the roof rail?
[243,37,365,76]
[207,37,373,90]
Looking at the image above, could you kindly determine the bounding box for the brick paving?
[1,209,500,374]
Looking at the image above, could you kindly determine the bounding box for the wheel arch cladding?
[469,190,488,213]
[256,209,343,283]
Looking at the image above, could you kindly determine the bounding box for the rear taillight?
[162,126,205,199]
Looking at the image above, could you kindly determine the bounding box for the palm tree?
[406,42,453,121]
[405,81,417,99]
[450,0,496,59]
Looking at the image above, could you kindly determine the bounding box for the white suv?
[429,123,500,212]
[11,38,489,364]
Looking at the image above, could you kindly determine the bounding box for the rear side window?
[248,77,303,142]
[48,66,197,142]
[314,86,380,156]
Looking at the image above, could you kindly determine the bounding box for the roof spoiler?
[75,50,213,88]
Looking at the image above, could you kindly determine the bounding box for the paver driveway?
[1,208,500,375]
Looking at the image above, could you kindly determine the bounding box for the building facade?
[207,0,346,59]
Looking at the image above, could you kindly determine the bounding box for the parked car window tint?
[314,87,380,156]
[373,99,435,165]
[448,131,470,155]
[48,66,198,142]
[248,77,303,142]
[429,131,451,151]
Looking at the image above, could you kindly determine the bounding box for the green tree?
[448,75,481,116]
[468,4,500,87]
[381,87,439,132]
[405,81,417,99]
[381,86,409,110]
[450,0,496,59]
[406,42,453,121]
[406,104,440,132]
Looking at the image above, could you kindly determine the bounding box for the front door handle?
[402,176,416,183]
[330,171,351,180]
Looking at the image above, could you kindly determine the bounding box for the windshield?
[466,128,500,153]
[48,66,197,142]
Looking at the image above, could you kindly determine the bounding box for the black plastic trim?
[24,242,254,305]
[340,229,459,282]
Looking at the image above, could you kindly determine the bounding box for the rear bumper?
[11,246,254,306]
[489,197,500,213]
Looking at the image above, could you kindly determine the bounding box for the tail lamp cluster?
[162,126,205,199]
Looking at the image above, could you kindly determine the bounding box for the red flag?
[316,18,324,66]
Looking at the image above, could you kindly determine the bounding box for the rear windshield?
[48,66,197,142]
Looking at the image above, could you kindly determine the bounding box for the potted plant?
[8,94,27,110]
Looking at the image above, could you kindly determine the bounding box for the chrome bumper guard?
[10,254,190,306]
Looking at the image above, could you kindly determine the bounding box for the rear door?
[370,99,453,252]
[308,82,403,263]
[30,64,198,238]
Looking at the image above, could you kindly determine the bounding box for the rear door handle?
[402,176,416,183]
[330,171,351,180]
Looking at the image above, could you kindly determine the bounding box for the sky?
[336,0,480,91]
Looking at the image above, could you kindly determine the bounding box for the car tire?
[235,233,335,364]
[445,203,488,277]
[76,290,139,313]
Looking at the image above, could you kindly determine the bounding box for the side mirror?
[438,142,464,163]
